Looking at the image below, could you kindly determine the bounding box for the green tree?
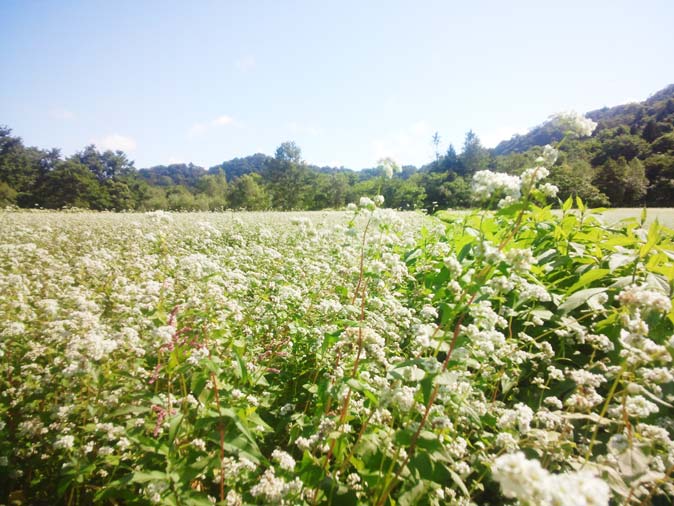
[265,141,310,209]
[73,145,135,181]
[195,171,228,209]
[548,161,609,207]
[593,157,647,206]
[228,174,270,210]
[35,160,103,209]
[458,130,489,177]
[0,181,17,206]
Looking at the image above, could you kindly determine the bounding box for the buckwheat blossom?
[249,468,289,502]
[539,182,559,197]
[548,111,598,137]
[271,449,296,471]
[359,196,375,209]
[225,490,242,506]
[498,403,534,434]
[191,438,206,451]
[617,284,672,315]
[624,395,659,418]
[472,170,521,202]
[538,144,560,166]
[492,452,610,506]
[54,434,75,450]
[521,166,550,191]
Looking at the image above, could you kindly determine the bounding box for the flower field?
[2,181,674,504]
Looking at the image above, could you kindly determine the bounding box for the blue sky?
[1,0,673,170]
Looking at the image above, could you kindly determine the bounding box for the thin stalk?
[210,373,226,503]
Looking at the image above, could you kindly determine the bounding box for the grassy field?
[600,208,674,228]
[438,207,674,228]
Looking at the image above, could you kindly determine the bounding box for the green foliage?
[2,187,673,504]
[228,174,270,210]
[2,83,674,211]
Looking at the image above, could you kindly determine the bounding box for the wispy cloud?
[188,115,235,138]
[371,121,434,166]
[49,107,75,120]
[234,55,256,72]
[93,133,137,152]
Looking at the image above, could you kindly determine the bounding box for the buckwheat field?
[1,170,673,505]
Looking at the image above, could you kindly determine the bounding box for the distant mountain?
[494,84,674,155]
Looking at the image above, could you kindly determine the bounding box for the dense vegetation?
[2,168,673,504]
[1,85,673,212]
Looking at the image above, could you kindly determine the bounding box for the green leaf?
[640,221,661,258]
[131,470,167,483]
[566,269,610,294]
[168,413,184,445]
[558,287,608,314]
[575,196,585,212]
[608,253,636,272]
[450,469,470,497]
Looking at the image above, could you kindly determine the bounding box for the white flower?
[191,438,206,451]
[271,449,296,471]
[250,468,286,502]
[617,285,672,315]
[54,435,75,450]
[625,395,659,418]
[472,170,521,202]
[549,111,597,137]
[377,157,401,179]
[358,196,375,209]
[492,452,609,506]
[542,144,559,166]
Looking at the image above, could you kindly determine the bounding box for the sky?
[1,0,673,170]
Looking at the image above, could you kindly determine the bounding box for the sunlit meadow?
[1,150,674,505]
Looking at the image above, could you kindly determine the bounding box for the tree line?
[1,84,673,211]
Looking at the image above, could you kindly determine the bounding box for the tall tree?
[265,141,310,209]
[458,130,489,177]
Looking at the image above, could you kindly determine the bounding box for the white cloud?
[93,134,137,152]
[167,156,186,165]
[235,55,256,72]
[371,121,434,167]
[50,107,75,120]
[188,115,235,137]
[213,115,234,126]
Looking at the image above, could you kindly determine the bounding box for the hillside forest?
[1,84,674,211]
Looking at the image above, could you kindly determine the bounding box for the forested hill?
[494,84,674,155]
[1,84,673,210]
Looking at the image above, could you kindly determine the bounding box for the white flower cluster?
[249,468,301,502]
[271,448,296,471]
[377,157,401,179]
[548,111,598,137]
[472,170,521,204]
[617,284,672,315]
[492,452,610,506]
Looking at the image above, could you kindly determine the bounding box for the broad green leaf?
[558,287,608,314]
[566,269,610,294]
